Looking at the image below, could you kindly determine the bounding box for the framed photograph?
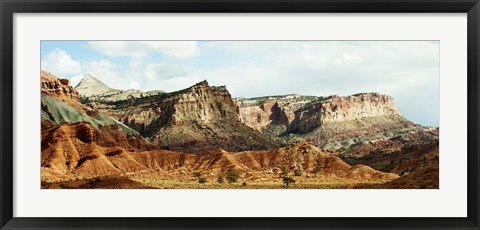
[1,0,479,229]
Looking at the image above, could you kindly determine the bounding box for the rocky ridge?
[41,70,80,101]
[79,79,281,153]
[41,127,398,184]
[289,93,401,133]
[236,93,436,153]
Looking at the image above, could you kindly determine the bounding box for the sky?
[41,41,439,127]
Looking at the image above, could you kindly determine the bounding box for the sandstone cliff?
[235,93,436,154]
[235,94,318,132]
[80,79,281,153]
[289,93,401,133]
[41,70,80,101]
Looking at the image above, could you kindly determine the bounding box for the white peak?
[75,73,116,97]
[84,73,95,79]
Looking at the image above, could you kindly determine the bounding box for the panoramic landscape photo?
[40,41,439,189]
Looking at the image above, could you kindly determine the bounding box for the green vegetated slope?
[41,93,138,135]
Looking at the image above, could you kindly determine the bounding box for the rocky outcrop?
[140,81,280,153]
[235,93,434,154]
[289,93,400,133]
[237,93,402,134]
[236,94,318,131]
[138,80,241,129]
[237,101,289,131]
[83,80,281,153]
[41,70,79,101]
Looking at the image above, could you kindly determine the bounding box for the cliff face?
[119,80,238,132]
[289,93,401,133]
[237,93,401,134]
[142,81,280,153]
[235,95,316,131]
[140,80,240,128]
[83,80,281,153]
[41,70,80,101]
[235,93,431,152]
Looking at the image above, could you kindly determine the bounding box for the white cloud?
[41,49,82,75]
[88,41,199,59]
[144,63,190,81]
[198,41,439,126]
[81,59,139,90]
[335,53,364,65]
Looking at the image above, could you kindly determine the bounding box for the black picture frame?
[1,0,479,229]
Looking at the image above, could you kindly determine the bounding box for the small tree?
[312,164,321,177]
[242,182,247,187]
[193,172,202,178]
[283,177,295,188]
[227,171,240,183]
[198,177,207,184]
[217,175,224,184]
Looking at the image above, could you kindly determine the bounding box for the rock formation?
[41,70,79,101]
[289,93,401,133]
[235,94,317,132]
[41,72,157,180]
[41,70,438,189]
[80,78,281,153]
[41,129,398,184]
[236,93,436,154]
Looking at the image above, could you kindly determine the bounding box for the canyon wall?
[289,93,401,133]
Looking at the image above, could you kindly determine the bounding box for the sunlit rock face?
[289,93,401,133]
[41,70,80,101]
[78,79,280,153]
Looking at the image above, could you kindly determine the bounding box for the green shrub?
[217,175,224,184]
[227,171,240,183]
[242,182,247,187]
[198,177,207,184]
